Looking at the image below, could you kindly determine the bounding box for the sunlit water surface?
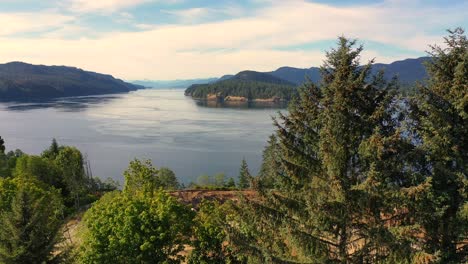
[0,89,283,184]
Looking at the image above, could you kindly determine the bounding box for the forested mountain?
[185,70,297,102]
[371,57,430,85]
[266,57,430,85]
[267,66,321,85]
[0,62,143,101]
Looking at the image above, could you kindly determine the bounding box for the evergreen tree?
[225,178,236,188]
[238,158,252,189]
[257,135,281,190]
[409,28,467,263]
[42,138,60,160]
[0,176,63,264]
[229,37,409,262]
[0,136,5,154]
[14,155,63,190]
[0,137,6,177]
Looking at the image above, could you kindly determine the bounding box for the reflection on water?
[194,99,288,109]
[0,89,283,184]
[4,95,121,112]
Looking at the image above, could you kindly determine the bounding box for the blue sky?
[0,0,466,79]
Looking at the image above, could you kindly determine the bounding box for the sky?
[0,0,466,80]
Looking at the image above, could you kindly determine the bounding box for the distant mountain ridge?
[263,57,429,86]
[184,57,430,102]
[189,56,430,87]
[0,62,143,101]
[131,78,219,89]
[132,57,430,92]
[231,70,296,85]
[370,57,430,86]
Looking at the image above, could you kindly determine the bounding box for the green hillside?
[0,62,143,101]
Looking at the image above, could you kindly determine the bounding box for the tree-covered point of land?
[0,62,143,101]
[185,75,297,101]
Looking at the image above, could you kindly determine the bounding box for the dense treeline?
[0,138,119,262]
[0,29,466,264]
[185,71,297,101]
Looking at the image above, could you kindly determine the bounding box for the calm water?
[0,89,283,184]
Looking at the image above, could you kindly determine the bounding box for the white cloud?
[162,5,247,24]
[67,0,153,13]
[0,12,74,36]
[162,8,212,23]
[0,0,465,79]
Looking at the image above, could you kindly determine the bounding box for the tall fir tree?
[238,158,252,189]
[256,135,282,190]
[0,137,6,177]
[0,177,63,264]
[0,136,5,154]
[228,37,411,263]
[42,138,60,160]
[409,28,467,263]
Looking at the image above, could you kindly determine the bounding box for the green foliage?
[88,177,120,193]
[158,167,180,190]
[196,174,211,187]
[0,138,23,178]
[14,154,63,189]
[228,37,413,263]
[42,138,60,160]
[409,27,467,263]
[257,135,281,190]
[238,159,252,189]
[0,176,64,264]
[226,178,236,188]
[192,173,237,190]
[0,136,4,154]
[55,146,86,209]
[214,173,226,187]
[80,190,194,263]
[188,200,237,264]
[124,159,181,194]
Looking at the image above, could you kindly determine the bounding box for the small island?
[184,70,298,105]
